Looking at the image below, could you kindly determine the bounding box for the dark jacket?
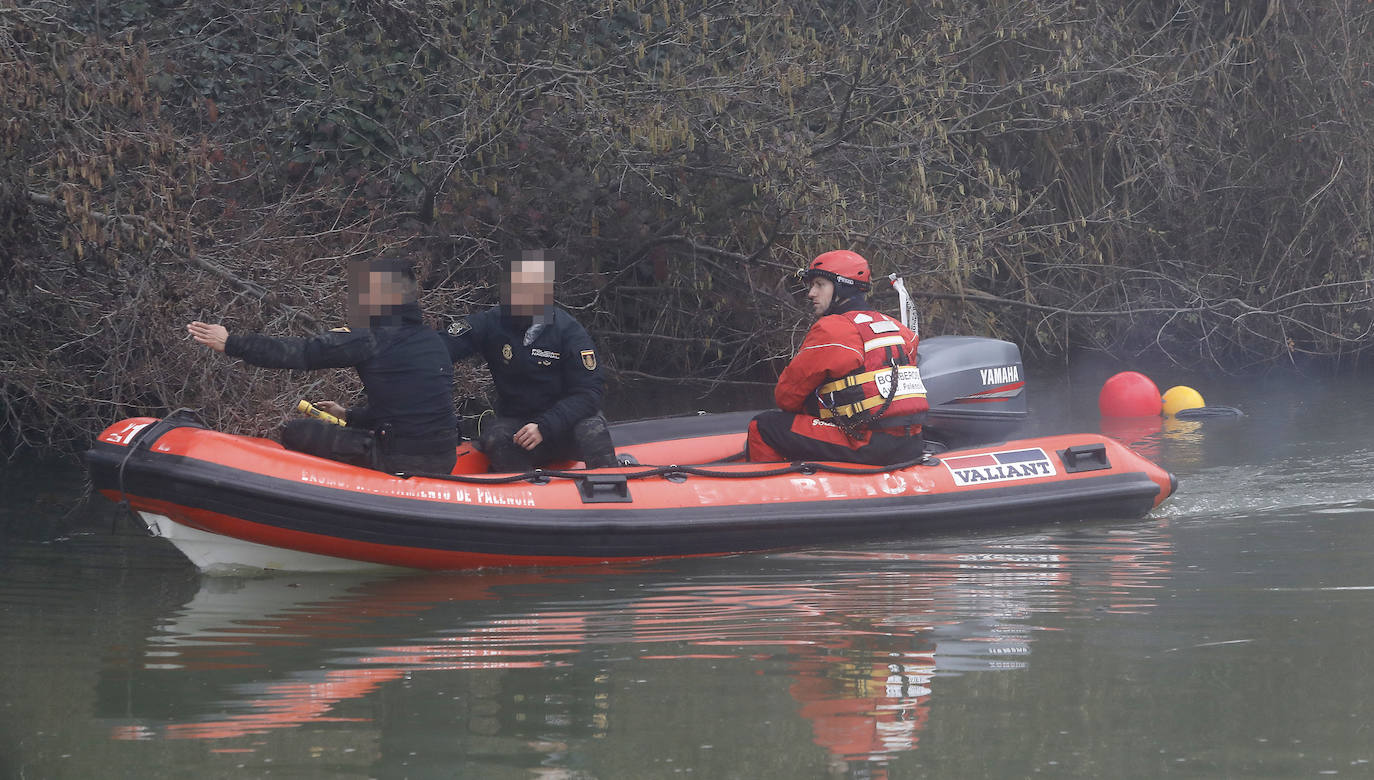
[440,306,604,439]
[225,303,458,450]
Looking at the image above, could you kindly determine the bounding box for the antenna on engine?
[887,273,918,337]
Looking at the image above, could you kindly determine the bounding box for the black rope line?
[397,453,938,485]
[119,417,938,490]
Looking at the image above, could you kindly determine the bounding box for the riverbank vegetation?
[4,0,1374,455]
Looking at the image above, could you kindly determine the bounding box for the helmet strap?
[826,288,868,316]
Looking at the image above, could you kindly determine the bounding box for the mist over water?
[4,369,1374,778]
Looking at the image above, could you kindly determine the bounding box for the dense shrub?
[3,0,1373,455]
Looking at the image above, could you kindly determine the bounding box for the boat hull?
[87,415,1175,573]
[136,510,409,574]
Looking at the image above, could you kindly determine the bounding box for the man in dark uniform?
[440,250,616,471]
[187,257,459,475]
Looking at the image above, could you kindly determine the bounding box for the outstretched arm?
[187,321,229,352]
[439,312,488,362]
[191,325,377,371]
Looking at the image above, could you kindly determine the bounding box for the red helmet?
[801,250,871,290]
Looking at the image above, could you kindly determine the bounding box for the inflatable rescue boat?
[85,337,1176,573]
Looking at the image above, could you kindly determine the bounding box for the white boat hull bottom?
[139,512,409,575]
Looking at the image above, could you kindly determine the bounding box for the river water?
[3,367,1374,779]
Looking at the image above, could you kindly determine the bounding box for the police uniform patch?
[581,349,597,370]
[447,319,471,337]
[502,343,513,362]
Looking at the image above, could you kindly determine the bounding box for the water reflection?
[1098,413,1217,473]
[1098,414,1164,459]
[98,524,1174,776]
[15,371,1374,777]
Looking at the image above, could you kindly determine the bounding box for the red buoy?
[1098,371,1162,417]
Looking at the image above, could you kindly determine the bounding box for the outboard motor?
[611,266,1029,457]
[917,335,1028,449]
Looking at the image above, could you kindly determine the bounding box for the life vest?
[814,312,928,428]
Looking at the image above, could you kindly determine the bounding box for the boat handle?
[576,474,634,504]
[1057,443,1111,473]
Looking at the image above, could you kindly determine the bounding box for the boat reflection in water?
[104,525,1174,776]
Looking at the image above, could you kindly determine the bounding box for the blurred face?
[503,257,555,316]
[347,263,412,327]
[807,276,834,317]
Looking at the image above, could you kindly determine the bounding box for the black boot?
[572,414,618,468]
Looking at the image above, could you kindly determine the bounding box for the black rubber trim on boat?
[88,441,1167,559]
[112,409,208,531]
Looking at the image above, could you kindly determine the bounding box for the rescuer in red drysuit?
[746,250,929,465]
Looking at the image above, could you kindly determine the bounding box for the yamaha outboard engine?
[608,335,1029,458]
[917,335,1028,449]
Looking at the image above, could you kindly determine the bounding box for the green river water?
[3,368,1374,779]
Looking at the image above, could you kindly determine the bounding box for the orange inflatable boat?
[84,337,1176,573]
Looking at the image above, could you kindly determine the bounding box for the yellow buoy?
[1161,385,1205,417]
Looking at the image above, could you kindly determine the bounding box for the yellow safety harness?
[815,364,926,420]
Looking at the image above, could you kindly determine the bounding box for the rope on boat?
[397,453,941,485]
[114,413,939,492]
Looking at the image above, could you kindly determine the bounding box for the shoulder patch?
[851,313,874,324]
[447,319,471,337]
[580,349,597,371]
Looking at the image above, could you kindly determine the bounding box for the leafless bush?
[4,0,1374,457]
